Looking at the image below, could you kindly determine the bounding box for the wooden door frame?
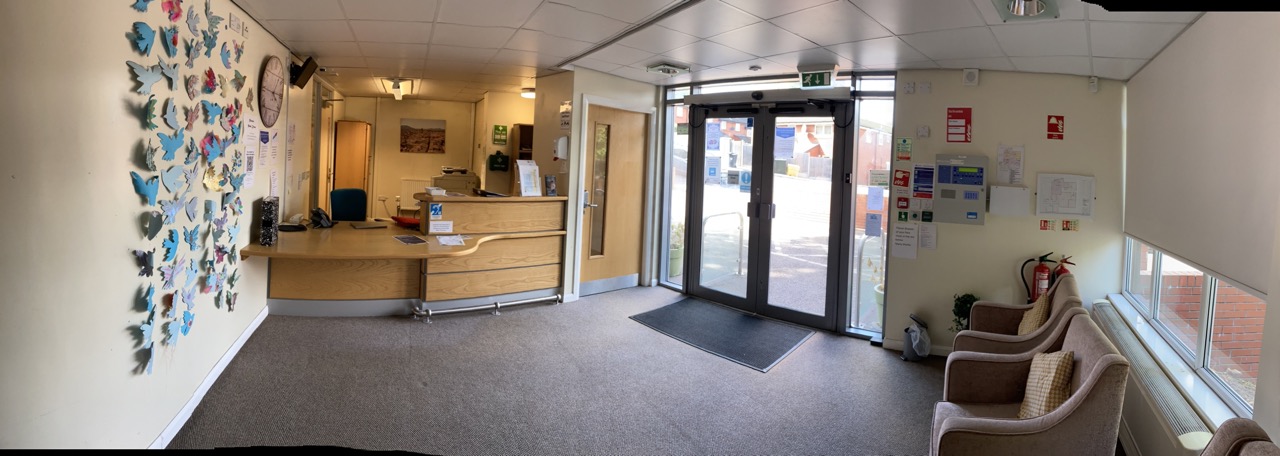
[563,95,658,302]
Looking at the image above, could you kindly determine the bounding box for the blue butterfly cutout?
[227,225,242,246]
[126,60,163,95]
[162,98,180,131]
[182,165,198,189]
[134,248,155,277]
[130,171,159,206]
[186,5,201,35]
[161,165,185,193]
[201,29,218,58]
[231,70,246,92]
[213,213,228,231]
[143,139,158,171]
[221,188,236,207]
[184,138,200,165]
[161,26,179,58]
[227,269,240,290]
[158,263,178,290]
[230,121,242,144]
[204,200,215,222]
[184,196,199,222]
[205,0,223,30]
[142,94,158,130]
[132,0,153,12]
[144,284,156,313]
[184,38,201,69]
[140,321,154,350]
[159,57,180,91]
[206,136,228,162]
[201,100,223,124]
[220,42,231,69]
[214,243,229,264]
[162,229,179,262]
[226,291,237,312]
[130,22,155,56]
[165,321,181,346]
[181,286,197,311]
[183,224,201,251]
[233,41,244,63]
[228,245,238,265]
[146,211,164,240]
[181,311,195,336]
[183,259,200,290]
[157,128,184,161]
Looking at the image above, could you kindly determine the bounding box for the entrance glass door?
[685,97,852,330]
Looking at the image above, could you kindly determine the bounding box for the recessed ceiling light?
[991,0,1058,22]
[646,63,690,75]
[521,87,536,99]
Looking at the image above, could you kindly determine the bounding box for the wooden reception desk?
[240,195,567,308]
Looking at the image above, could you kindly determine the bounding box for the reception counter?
[241,195,568,316]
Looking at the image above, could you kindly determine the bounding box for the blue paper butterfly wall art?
[126,0,255,376]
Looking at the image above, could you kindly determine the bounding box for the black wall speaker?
[290,57,318,89]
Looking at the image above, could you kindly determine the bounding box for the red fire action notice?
[946,107,972,143]
[1047,115,1064,140]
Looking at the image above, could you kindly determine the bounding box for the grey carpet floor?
[168,286,946,455]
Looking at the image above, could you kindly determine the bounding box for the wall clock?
[259,55,286,128]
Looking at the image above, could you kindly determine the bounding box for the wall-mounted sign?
[800,71,833,88]
[492,125,508,145]
[1047,115,1065,140]
[946,107,972,143]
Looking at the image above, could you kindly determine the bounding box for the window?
[1123,237,1267,415]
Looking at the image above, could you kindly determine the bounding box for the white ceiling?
[233,0,1201,102]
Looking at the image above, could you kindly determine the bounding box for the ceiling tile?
[708,21,818,57]
[287,41,364,57]
[764,48,852,70]
[618,25,701,55]
[480,63,538,77]
[423,63,491,81]
[850,0,986,35]
[436,0,542,27]
[349,21,433,44]
[308,56,368,67]
[770,1,892,46]
[338,0,439,21]
[859,60,939,70]
[973,0,1087,25]
[663,40,756,68]
[934,57,1015,71]
[427,44,499,63]
[1009,56,1092,76]
[359,42,429,59]
[363,57,427,72]
[1089,21,1187,59]
[1092,57,1148,80]
[990,21,1088,57]
[569,58,624,74]
[430,24,517,48]
[586,44,656,66]
[523,3,629,43]
[490,49,559,68]
[1086,4,1200,23]
[265,20,355,42]
[826,37,928,67]
[553,0,682,23]
[239,0,344,20]
[900,27,1003,60]
[504,30,593,59]
[610,65,675,84]
[717,58,794,78]
[467,74,524,86]
[657,0,761,39]
[721,0,837,20]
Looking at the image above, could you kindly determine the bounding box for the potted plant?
[951,293,979,333]
[669,222,685,277]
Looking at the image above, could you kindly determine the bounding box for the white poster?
[997,144,1025,185]
[244,148,256,187]
[516,160,541,196]
[919,223,937,250]
[891,222,918,260]
[1036,173,1095,218]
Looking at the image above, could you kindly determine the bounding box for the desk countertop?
[241,223,566,260]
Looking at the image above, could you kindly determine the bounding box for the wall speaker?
[290,56,318,89]
[962,68,980,86]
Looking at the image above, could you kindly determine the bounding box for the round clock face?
[259,56,286,128]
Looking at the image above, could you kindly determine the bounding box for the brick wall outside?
[1142,270,1266,380]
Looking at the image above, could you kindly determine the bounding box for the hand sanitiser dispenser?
[934,154,988,225]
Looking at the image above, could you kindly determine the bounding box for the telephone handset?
[310,208,334,228]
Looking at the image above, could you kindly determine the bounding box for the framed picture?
[400,118,446,154]
[544,175,557,196]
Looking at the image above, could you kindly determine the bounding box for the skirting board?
[150,306,269,449]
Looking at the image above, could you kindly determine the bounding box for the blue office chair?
[330,188,368,222]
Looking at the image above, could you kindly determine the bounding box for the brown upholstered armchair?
[931,313,1130,456]
[952,273,1082,354]
[1202,418,1280,456]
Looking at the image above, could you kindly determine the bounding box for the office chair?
[330,188,368,222]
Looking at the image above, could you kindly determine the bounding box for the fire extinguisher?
[1053,255,1075,282]
[1021,252,1057,304]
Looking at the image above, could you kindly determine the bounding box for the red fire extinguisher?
[1053,255,1075,282]
[1022,252,1057,304]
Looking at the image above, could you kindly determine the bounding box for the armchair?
[952,273,1082,354]
[931,313,1129,456]
[1201,418,1280,456]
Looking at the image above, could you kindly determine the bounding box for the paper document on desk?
[436,235,466,246]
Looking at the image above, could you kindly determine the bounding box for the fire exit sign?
[800,71,833,88]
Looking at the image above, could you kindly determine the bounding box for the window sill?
[1103,293,1239,430]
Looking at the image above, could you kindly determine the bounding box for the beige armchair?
[1202,418,1280,456]
[931,313,1129,456]
[952,273,1082,354]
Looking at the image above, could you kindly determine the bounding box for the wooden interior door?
[317,102,336,211]
[333,120,370,191]
[580,106,647,294]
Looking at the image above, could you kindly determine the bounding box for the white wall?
[0,0,288,447]
[883,69,1124,353]
[339,97,473,218]
[474,92,534,194]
